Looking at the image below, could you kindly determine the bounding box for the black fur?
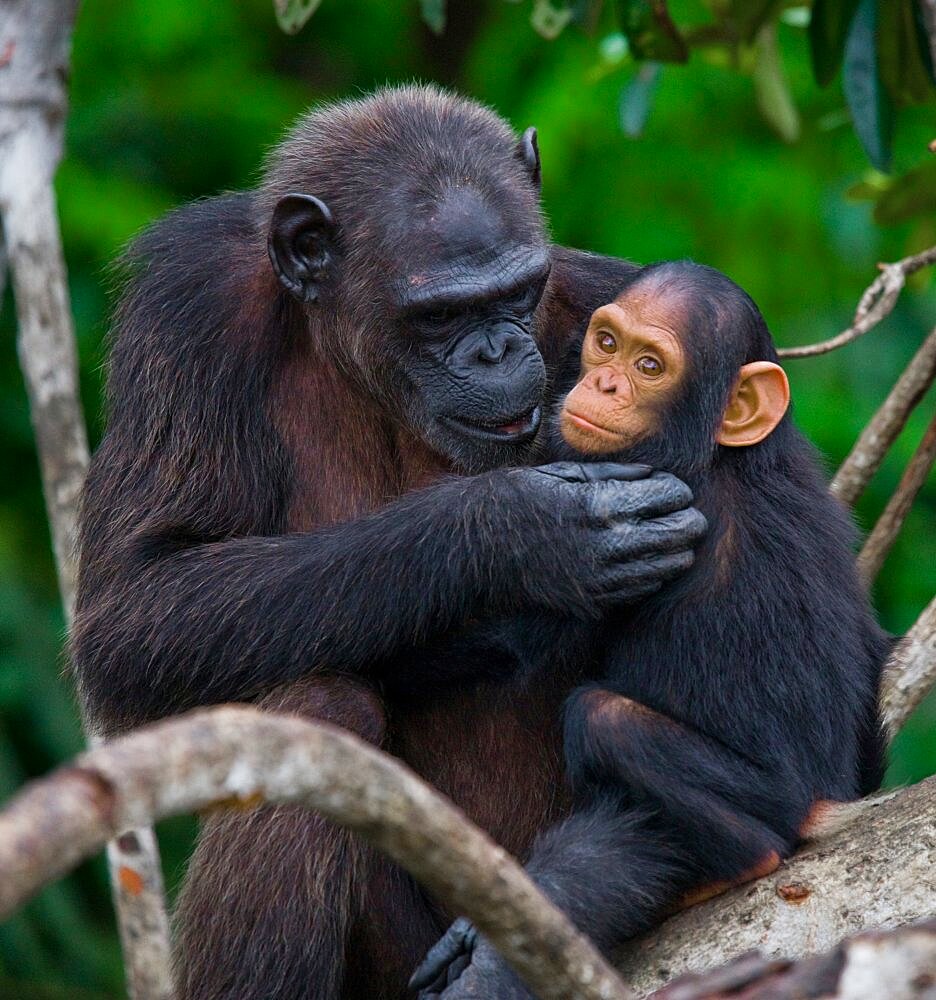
[414,262,888,999]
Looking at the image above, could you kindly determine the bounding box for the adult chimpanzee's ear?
[267,193,339,304]
[516,126,541,191]
[716,361,790,447]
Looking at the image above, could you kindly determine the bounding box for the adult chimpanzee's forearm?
[73,470,702,733]
[73,474,526,731]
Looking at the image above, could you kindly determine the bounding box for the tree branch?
[777,246,936,359]
[0,5,172,996]
[857,410,936,586]
[645,919,936,999]
[0,707,633,1000]
[830,324,936,506]
[881,593,936,741]
[614,776,936,997]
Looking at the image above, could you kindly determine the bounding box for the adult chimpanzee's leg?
[172,675,436,1000]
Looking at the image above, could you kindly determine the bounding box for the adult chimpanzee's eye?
[635,356,664,377]
[421,306,455,326]
[597,332,617,354]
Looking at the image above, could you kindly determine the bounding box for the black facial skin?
[413,263,889,1000]
[397,246,551,473]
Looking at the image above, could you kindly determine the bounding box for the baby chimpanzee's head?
[559,261,791,478]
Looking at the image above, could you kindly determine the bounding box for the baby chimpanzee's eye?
[635,356,664,377]
[597,331,617,354]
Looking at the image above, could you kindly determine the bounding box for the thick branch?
[0,707,632,1000]
[830,324,936,506]
[857,410,936,585]
[646,920,936,999]
[881,593,936,741]
[614,775,936,997]
[777,246,936,359]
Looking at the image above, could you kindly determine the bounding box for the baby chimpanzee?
[414,261,888,999]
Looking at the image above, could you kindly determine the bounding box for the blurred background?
[0,0,934,995]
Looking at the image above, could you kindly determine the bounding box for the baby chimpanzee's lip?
[442,406,541,443]
[564,410,620,439]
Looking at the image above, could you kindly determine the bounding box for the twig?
[881,594,936,741]
[614,775,936,997]
[0,5,173,997]
[0,707,633,1000]
[777,246,936,359]
[830,324,936,506]
[857,411,936,586]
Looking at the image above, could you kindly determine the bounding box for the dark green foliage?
[616,0,688,62]
[809,0,862,86]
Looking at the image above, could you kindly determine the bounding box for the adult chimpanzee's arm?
[413,687,799,999]
[73,469,704,733]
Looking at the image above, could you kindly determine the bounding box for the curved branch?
[0,707,632,1000]
[614,775,936,997]
[777,246,936,359]
[830,323,936,506]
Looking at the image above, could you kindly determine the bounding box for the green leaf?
[619,62,662,136]
[272,0,323,35]
[873,160,936,224]
[616,0,689,63]
[752,23,801,142]
[420,0,446,35]
[531,0,574,39]
[877,0,936,105]
[843,0,894,171]
[809,0,861,86]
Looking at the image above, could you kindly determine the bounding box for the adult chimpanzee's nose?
[476,325,521,365]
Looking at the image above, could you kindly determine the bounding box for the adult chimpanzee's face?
[388,186,550,471]
[266,144,550,473]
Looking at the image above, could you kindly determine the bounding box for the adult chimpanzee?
[71,87,706,999]
[412,262,888,999]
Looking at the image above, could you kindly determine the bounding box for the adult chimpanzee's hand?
[501,462,706,614]
[410,923,531,1000]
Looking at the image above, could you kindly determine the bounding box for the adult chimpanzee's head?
[262,85,550,473]
[558,261,791,481]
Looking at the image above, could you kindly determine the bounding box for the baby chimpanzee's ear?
[716,361,790,447]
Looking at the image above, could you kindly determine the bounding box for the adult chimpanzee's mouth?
[441,406,542,444]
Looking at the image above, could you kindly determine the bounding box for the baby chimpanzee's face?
[560,279,791,457]
[560,286,688,455]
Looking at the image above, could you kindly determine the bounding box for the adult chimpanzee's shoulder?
[83,190,289,584]
[548,246,641,311]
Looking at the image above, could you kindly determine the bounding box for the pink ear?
[716,362,790,448]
